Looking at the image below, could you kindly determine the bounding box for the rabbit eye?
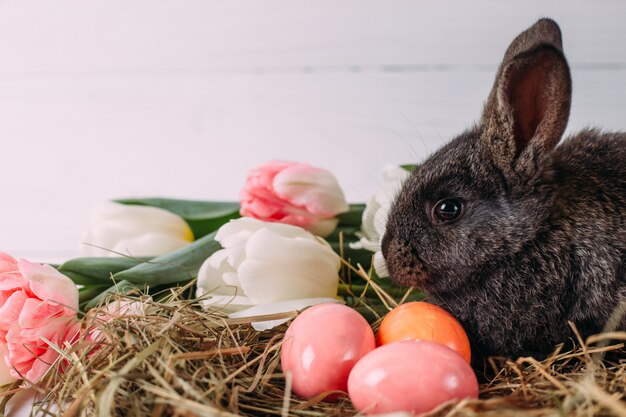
[432,198,464,224]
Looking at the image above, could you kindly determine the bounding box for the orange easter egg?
[377,301,471,363]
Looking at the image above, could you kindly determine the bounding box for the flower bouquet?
[1,161,624,417]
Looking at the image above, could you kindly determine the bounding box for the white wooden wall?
[0,1,625,263]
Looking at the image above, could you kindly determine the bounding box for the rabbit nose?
[382,238,428,288]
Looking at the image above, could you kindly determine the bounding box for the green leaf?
[113,231,221,286]
[400,164,419,172]
[85,280,140,309]
[116,198,240,238]
[59,257,150,285]
[62,271,104,286]
[336,204,365,227]
[79,285,110,305]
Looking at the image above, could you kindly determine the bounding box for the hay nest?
[9,277,626,417]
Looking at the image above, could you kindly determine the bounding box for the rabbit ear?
[481,19,571,175]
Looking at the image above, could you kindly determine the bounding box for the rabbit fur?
[382,18,626,359]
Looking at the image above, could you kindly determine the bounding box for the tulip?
[351,166,411,277]
[82,202,194,257]
[196,218,341,330]
[0,252,80,383]
[240,161,349,237]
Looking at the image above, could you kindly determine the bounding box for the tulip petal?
[0,271,24,292]
[222,272,240,287]
[5,326,48,379]
[373,204,391,239]
[225,246,246,270]
[82,221,131,257]
[229,297,342,331]
[273,164,349,216]
[22,319,79,383]
[239,192,284,218]
[19,318,80,382]
[360,199,381,242]
[238,229,339,304]
[218,218,316,246]
[256,220,323,241]
[0,252,18,274]
[198,295,253,311]
[242,160,293,195]
[349,236,379,252]
[215,218,261,247]
[245,227,337,263]
[82,202,194,257]
[238,259,338,304]
[22,343,58,383]
[112,233,191,257]
[297,217,338,238]
[18,260,79,312]
[91,202,192,238]
[373,251,390,278]
[196,253,238,296]
[254,160,294,176]
[0,291,28,331]
[18,298,64,329]
[205,248,230,270]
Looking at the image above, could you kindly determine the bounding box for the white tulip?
[351,166,411,277]
[82,202,194,257]
[196,217,341,330]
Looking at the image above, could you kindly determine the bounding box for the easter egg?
[281,303,376,400]
[377,301,471,363]
[348,340,478,415]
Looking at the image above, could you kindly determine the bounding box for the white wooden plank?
[1,69,624,260]
[0,0,625,75]
[0,1,624,260]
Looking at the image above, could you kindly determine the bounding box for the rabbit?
[381,18,626,360]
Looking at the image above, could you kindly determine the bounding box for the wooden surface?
[0,1,625,263]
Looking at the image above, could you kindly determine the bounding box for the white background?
[0,1,625,263]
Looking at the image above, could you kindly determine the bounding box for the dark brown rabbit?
[382,18,626,360]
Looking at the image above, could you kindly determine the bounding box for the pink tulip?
[0,252,79,384]
[240,161,349,237]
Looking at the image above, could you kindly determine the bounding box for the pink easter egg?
[281,303,376,400]
[348,340,479,415]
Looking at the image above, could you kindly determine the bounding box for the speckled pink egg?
[281,303,376,400]
[348,340,479,415]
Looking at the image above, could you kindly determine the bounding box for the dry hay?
[3,276,626,416]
